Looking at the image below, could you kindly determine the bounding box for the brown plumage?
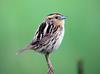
[17,13,66,74]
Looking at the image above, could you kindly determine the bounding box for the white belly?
[54,27,64,49]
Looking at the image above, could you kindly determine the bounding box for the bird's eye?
[48,18,52,20]
[55,16,59,19]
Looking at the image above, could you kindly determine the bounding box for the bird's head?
[45,13,66,26]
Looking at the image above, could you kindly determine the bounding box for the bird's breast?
[53,26,64,50]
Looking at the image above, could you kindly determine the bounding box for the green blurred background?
[0,0,100,74]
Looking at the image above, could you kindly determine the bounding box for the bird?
[16,13,66,74]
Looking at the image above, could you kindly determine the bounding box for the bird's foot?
[48,66,54,74]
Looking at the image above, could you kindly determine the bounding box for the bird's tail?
[16,45,33,55]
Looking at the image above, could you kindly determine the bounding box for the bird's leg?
[45,54,54,74]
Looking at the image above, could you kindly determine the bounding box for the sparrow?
[17,13,66,74]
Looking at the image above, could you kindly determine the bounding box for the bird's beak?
[61,16,67,20]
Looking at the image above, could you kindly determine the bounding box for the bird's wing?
[31,34,52,49]
[35,22,47,40]
[16,21,59,55]
[33,21,55,41]
[30,21,58,48]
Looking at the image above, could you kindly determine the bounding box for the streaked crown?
[46,13,66,20]
[45,13,66,26]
